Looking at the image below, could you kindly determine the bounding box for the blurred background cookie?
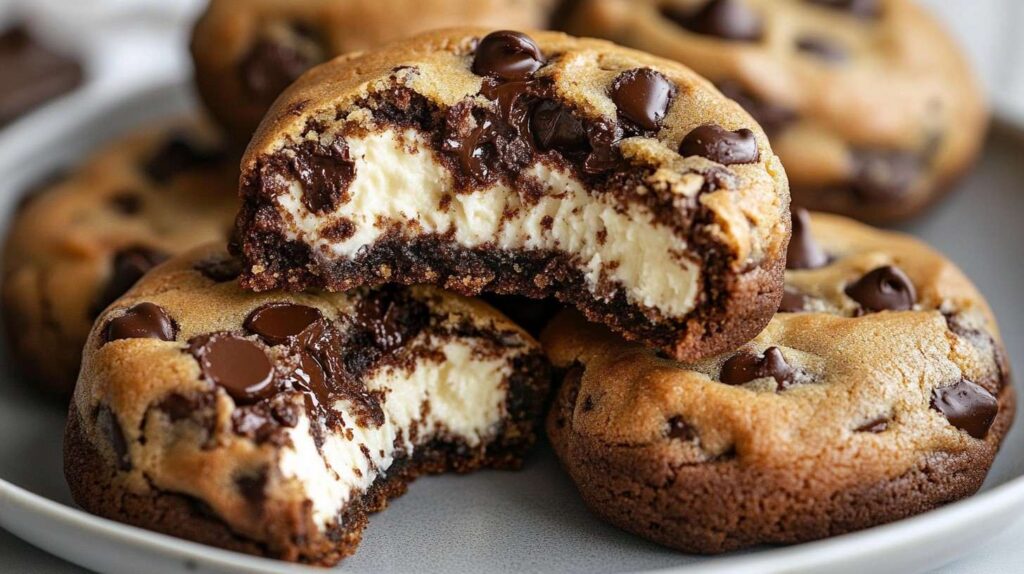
[1,120,237,396]
[564,0,988,222]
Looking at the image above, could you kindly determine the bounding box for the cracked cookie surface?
[2,120,238,396]
[235,28,791,362]
[545,210,1014,553]
[65,243,549,565]
[564,0,987,222]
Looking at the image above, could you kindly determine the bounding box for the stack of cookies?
[1,0,1012,567]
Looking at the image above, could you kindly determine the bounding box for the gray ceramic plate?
[0,82,1022,574]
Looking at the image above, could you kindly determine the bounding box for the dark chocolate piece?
[104,302,177,344]
[787,208,829,270]
[195,255,243,282]
[190,334,277,405]
[0,25,83,126]
[289,140,356,213]
[679,124,759,165]
[666,415,696,441]
[930,379,998,439]
[93,247,170,316]
[144,134,226,184]
[855,416,890,433]
[778,288,809,313]
[108,191,143,215]
[717,81,796,135]
[720,347,794,389]
[245,303,324,345]
[850,150,921,203]
[96,405,131,471]
[664,0,764,42]
[796,36,847,62]
[472,31,545,81]
[240,26,321,105]
[844,265,916,312]
[610,69,676,131]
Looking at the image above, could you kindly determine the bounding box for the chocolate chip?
[844,265,916,312]
[930,379,998,439]
[108,191,143,215]
[779,288,809,313]
[850,150,920,203]
[289,139,356,213]
[855,416,890,433]
[245,303,324,345]
[158,393,204,422]
[787,208,829,270]
[96,405,131,471]
[104,302,177,344]
[666,415,696,441]
[93,247,169,316]
[190,334,277,405]
[144,135,225,183]
[194,255,243,282]
[290,351,331,406]
[717,81,796,135]
[240,27,320,105]
[530,100,589,153]
[235,469,268,510]
[806,0,880,19]
[796,36,847,62]
[720,347,794,389]
[472,31,545,81]
[664,0,764,42]
[679,124,759,165]
[610,69,676,132]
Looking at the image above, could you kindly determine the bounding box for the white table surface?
[1,1,1023,571]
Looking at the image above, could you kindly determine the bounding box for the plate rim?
[1,79,1022,574]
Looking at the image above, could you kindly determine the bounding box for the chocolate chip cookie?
[545,209,1014,553]
[234,28,791,362]
[190,0,555,142]
[65,243,549,565]
[564,0,988,222]
[2,120,238,396]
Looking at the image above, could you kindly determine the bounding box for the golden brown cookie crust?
[544,212,1014,553]
[565,0,988,222]
[191,0,556,141]
[67,243,549,565]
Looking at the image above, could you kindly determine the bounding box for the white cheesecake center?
[277,336,513,527]
[275,128,700,318]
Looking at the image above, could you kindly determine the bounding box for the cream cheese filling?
[277,337,513,528]
[275,128,700,318]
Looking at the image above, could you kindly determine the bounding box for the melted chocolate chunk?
[190,334,277,405]
[796,36,848,62]
[844,265,916,312]
[850,150,921,203]
[288,139,356,213]
[144,135,225,184]
[93,247,170,317]
[720,347,794,389]
[245,303,324,345]
[472,31,545,81]
[232,397,300,444]
[610,69,676,132]
[240,27,320,105]
[679,124,759,165]
[157,392,208,422]
[104,302,177,344]
[530,99,589,153]
[806,0,880,19]
[786,208,829,270]
[716,81,796,135]
[778,288,809,313]
[194,255,243,282]
[96,405,131,471]
[664,0,764,42]
[666,415,696,441]
[930,379,998,439]
[0,25,83,126]
[289,352,330,406]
